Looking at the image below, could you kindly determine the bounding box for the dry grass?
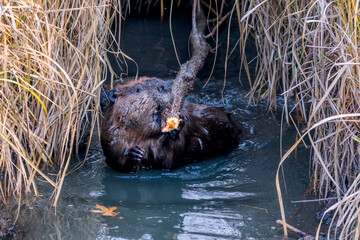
[0,0,118,206]
[239,0,360,238]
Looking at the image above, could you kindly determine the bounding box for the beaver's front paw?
[126,146,145,166]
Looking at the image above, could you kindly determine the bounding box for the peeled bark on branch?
[161,0,210,124]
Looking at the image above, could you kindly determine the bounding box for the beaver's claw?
[127,146,145,165]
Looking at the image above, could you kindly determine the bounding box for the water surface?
[14,14,318,240]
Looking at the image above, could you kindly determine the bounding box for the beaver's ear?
[109,90,120,102]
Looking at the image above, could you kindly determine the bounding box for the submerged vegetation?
[1,0,360,238]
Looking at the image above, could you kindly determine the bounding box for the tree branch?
[162,0,210,124]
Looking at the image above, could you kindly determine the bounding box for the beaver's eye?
[108,90,119,102]
[158,85,165,93]
[136,87,142,93]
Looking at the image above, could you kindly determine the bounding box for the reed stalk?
[239,0,360,238]
[0,0,118,205]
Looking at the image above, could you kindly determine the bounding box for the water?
[13,14,318,240]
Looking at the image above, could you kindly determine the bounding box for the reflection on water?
[179,211,243,239]
[181,189,254,200]
[12,15,316,240]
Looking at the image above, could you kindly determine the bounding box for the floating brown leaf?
[90,205,119,216]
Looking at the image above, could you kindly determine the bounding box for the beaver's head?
[107,77,173,136]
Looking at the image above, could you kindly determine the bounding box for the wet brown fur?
[101,77,245,172]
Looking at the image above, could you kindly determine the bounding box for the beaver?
[101,77,245,172]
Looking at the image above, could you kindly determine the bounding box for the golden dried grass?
[0,0,118,206]
[239,0,360,238]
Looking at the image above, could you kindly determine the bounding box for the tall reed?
[0,0,118,205]
[239,0,360,238]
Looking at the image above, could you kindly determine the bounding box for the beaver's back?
[178,103,245,164]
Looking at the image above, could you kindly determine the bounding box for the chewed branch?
[161,0,210,127]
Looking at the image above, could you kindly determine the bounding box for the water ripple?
[181,189,254,200]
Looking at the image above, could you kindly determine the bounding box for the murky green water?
[13,14,319,240]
